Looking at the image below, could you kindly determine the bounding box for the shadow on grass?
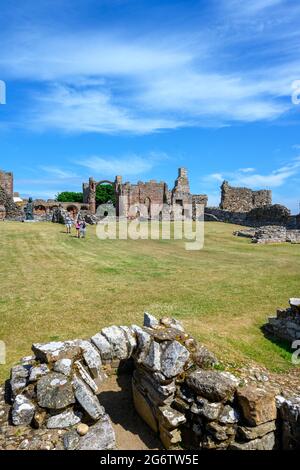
[261,324,292,355]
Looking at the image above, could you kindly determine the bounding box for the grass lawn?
[0,220,299,382]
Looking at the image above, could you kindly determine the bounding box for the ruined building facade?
[83,168,208,219]
[220,181,272,212]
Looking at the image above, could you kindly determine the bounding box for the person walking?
[65,215,73,234]
[80,220,87,239]
[75,219,81,238]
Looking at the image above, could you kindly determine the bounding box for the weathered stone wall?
[264,298,300,344]
[205,204,291,229]
[0,186,21,219]
[4,311,300,450]
[0,169,13,197]
[220,181,272,213]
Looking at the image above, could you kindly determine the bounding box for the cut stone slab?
[230,432,275,450]
[158,405,186,430]
[144,312,159,328]
[142,340,162,372]
[10,365,30,397]
[77,415,116,450]
[161,340,190,378]
[72,375,105,421]
[131,325,152,362]
[90,333,113,362]
[29,364,50,382]
[78,340,102,379]
[238,421,276,441]
[63,430,80,450]
[101,326,129,360]
[120,326,137,356]
[74,360,99,394]
[237,386,277,426]
[37,372,75,410]
[132,380,158,432]
[53,358,72,376]
[46,409,81,429]
[32,341,81,363]
[186,369,237,402]
[12,394,35,426]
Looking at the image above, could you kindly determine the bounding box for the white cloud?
[206,157,300,189]
[76,154,157,177]
[39,166,79,179]
[1,1,300,133]
[27,84,183,134]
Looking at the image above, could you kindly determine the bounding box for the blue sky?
[1,0,300,211]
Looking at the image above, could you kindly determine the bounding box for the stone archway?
[88,178,117,214]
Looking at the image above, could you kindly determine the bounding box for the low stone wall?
[264,298,300,344]
[4,311,300,450]
[234,226,300,244]
[205,204,292,228]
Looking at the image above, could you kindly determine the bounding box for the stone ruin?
[234,226,300,244]
[220,181,272,212]
[83,167,208,220]
[264,298,300,344]
[2,312,300,451]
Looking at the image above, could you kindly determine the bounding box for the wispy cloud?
[0,0,300,133]
[39,165,79,179]
[205,158,300,189]
[76,152,164,177]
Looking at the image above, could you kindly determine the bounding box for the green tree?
[56,192,83,203]
[96,184,116,205]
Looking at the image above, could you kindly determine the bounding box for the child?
[80,220,87,239]
[75,220,81,238]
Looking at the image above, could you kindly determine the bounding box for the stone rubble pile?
[234,225,300,244]
[264,298,300,344]
[9,338,116,450]
[4,311,300,450]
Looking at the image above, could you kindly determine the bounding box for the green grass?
[0,221,299,382]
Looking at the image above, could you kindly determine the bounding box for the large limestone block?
[90,333,113,362]
[101,326,129,360]
[72,375,105,421]
[10,365,30,397]
[78,340,102,378]
[237,386,277,426]
[141,340,162,372]
[32,341,81,363]
[12,394,35,426]
[46,409,81,429]
[161,340,190,378]
[186,369,237,402]
[37,372,75,410]
[132,381,158,432]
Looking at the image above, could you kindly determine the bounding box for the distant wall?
[220,181,272,212]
